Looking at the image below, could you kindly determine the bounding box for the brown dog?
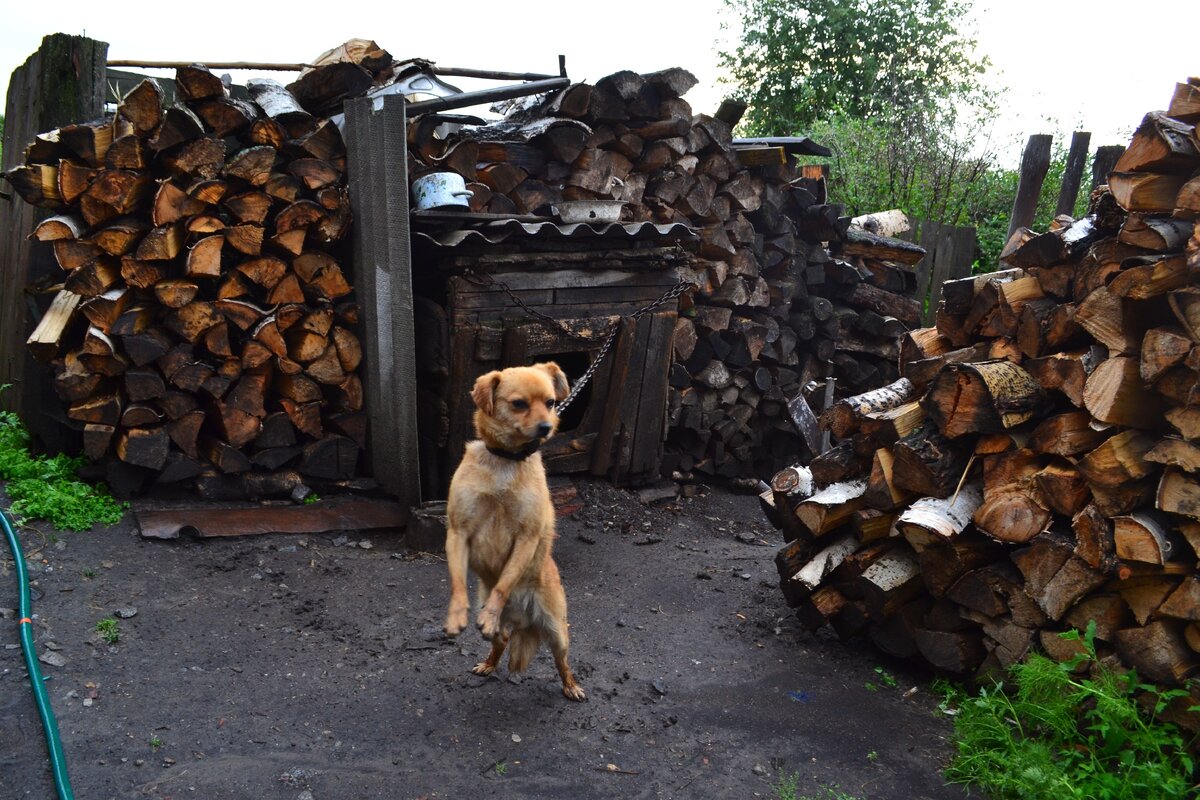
[442,362,586,701]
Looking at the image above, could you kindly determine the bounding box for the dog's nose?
[536,421,552,438]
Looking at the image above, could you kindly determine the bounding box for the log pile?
[407,68,922,480]
[762,80,1200,689]
[7,64,366,498]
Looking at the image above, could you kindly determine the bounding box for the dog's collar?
[485,440,542,462]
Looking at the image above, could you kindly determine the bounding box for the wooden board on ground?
[135,497,407,539]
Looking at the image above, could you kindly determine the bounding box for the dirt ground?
[2,479,971,800]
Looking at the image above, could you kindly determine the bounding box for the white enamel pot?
[412,172,473,210]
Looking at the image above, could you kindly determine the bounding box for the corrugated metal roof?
[414,220,696,248]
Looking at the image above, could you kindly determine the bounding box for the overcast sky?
[1,0,1195,165]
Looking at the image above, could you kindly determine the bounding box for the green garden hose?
[3,508,75,800]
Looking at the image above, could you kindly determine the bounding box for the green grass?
[493,760,507,776]
[0,395,126,530]
[82,568,95,579]
[149,734,163,749]
[773,773,863,800]
[95,617,120,644]
[866,665,899,692]
[938,624,1196,800]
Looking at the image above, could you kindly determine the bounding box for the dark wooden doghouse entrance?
[411,221,693,499]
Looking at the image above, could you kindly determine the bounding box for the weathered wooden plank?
[1,34,108,453]
[629,310,676,478]
[926,224,958,324]
[1055,131,1091,217]
[345,93,419,512]
[1008,134,1053,240]
[136,497,406,539]
[916,219,940,323]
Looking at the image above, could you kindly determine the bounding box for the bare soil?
[2,480,971,799]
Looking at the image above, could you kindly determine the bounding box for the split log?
[922,360,1045,438]
[794,481,866,537]
[821,378,914,439]
[1083,356,1167,427]
[891,425,970,498]
[895,482,984,552]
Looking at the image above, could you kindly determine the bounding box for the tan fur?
[443,363,585,702]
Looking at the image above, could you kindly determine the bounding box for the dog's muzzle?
[536,422,553,438]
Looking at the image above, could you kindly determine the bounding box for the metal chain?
[461,269,691,414]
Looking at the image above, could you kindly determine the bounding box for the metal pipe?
[406,77,570,115]
[431,66,558,82]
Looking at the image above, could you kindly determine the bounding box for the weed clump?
[0,401,126,530]
[939,623,1197,800]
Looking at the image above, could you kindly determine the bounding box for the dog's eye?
[545,399,556,409]
[511,399,528,410]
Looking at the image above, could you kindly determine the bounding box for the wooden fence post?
[1091,145,1127,189]
[916,219,940,323]
[344,93,421,512]
[1007,134,1054,241]
[1055,131,1092,216]
[0,34,107,452]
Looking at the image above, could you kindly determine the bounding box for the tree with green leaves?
[720,0,993,135]
[719,0,1051,272]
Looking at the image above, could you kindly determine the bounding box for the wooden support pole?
[1091,145,1127,189]
[109,60,307,71]
[0,34,108,452]
[1055,131,1092,217]
[1007,134,1053,241]
[345,93,421,512]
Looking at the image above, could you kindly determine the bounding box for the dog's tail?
[507,628,541,673]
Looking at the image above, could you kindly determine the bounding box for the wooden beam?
[1091,145,1126,189]
[0,34,107,452]
[1007,134,1053,241]
[1055,131,1091,217]
[345,93,421,512]
[109,59,308,70]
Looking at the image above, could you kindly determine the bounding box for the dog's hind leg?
[472,629,510,676]
[543,582,586,702]
[549,626,586,702]
[443,526,470,637]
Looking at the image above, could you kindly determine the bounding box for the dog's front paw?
[476,606,501,638]
[444,605,468,638]
[471,660,497,676]
[562,683,587,702]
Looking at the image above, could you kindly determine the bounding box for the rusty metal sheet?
[136,498,407,539]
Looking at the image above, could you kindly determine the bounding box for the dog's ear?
[471,371,502,415]
[537,362,570,402]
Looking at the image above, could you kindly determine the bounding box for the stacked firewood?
[8,65,364,497]
[408,68,922,480]
[763,80,1200,689]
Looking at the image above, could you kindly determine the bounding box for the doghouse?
[409,218,694,499]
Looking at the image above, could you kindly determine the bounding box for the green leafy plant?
[773,773,862,800]
[0,396,126,530]
[82,568,95,579]
[493,760,507,776]
[940,623,1196,799]
[874,666,897,689]
[149,734,163,749]
[866,750,878,762]
[303,493,320,505]
[95,617,120,645]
